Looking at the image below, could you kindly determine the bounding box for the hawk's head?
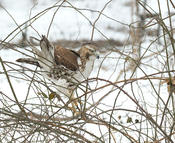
[79,43,98,61]
[78,43,99,71]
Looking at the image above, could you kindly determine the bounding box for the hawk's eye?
[86,53,90,59]
[90,49,95,53]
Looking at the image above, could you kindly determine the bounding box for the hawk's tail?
[16,58,41,67]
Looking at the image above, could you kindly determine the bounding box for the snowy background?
[1,0,175,142]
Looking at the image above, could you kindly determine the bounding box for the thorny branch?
[1,0,175,142]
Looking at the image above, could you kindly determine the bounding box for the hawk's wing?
[54,46,80,71]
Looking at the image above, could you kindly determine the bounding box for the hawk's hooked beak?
[95,51,100,59]
[96,55,100,59]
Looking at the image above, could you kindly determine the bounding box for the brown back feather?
[54,46,79,71]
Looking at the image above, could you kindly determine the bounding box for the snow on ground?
[0,0,133,42]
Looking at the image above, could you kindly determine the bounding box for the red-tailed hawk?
[17,35,99,113]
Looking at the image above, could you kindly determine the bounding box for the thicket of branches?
[1,0,175,142]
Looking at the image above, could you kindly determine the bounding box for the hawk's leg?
[69,89,81,115]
